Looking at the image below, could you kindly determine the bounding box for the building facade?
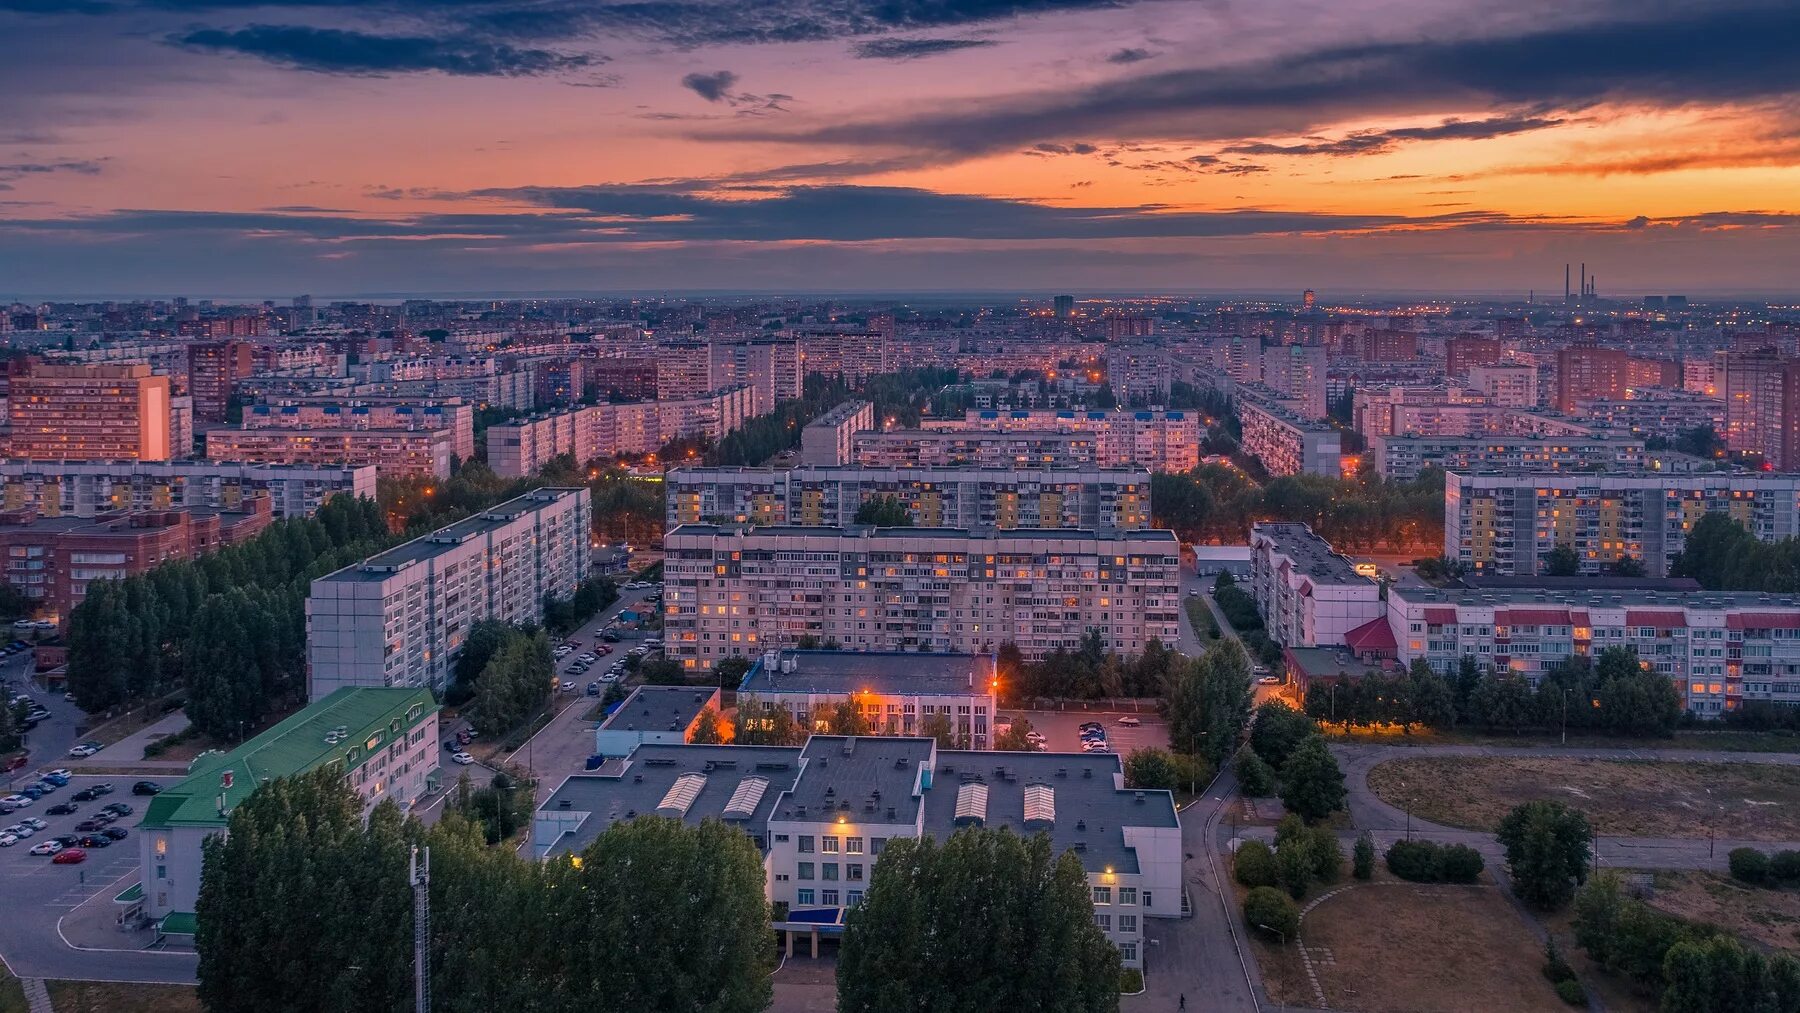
[799,400,875,467]
[6,361,172,461]
[1249,523,1383,648]
[1238,396,1342,477]
[914,409,1199,473]
[206,425,456,479]
[739,650,999,748]
[0,460,374,519]
[1366,434,1647,482]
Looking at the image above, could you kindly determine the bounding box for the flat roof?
[317,486,585,582]
[1392,586,1800,610]
[139,687,435,830]
[599,685,717,734]
[740,651,994,697]
[667,522,1178,543]
[1254,522,1369,585]
[535,743,803,858]
[1285,646,1388,681]
[773,735,935,827]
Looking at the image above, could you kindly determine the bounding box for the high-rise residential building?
[666,465,1151,530]
[306,487,591,699]
[1249,523,1383,647]
[242,401,475,460]
[484,386,756,477]
[1466,365,1538,407]
[1366,434,1646,481]
[6,360,172,461]
[1722,351,1800,468]
[1386,585,1800,716]
[915,409,1199,472]
[138,687,438,927]
[852,430,1099,470]
[1260,344,1328,419]
[1554,347,1681,412]
[1445,471,1800,577]
[656,341,717,400]
[1354,330,1418,364]
[796,329,890,384]
[205,426,457,479]
[0,460,374,519]
[186,339,253,422]
[662,524,1181,666]
[1237,394,1341,477]
[1053,294,1074,318]
[1102,344,1171,404]
[1445,335,1504,378]
[799,400,874,466]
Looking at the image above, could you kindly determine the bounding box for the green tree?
[1593,646,1681,736]
[690,708,724,744]
[1277,737,1346,821]
[1233,746,1277,797]
[838,827,1121,1013]
[1248,701,1315,769]
[1495,801,1593,910]
[853,495,914,527]
[734,695,806,746]
[1352,832,1375,880]
[1233,839,1278,889]
[451,619,512,704]
[1124,748,1177,790]
[993,718,1038,751]
[1243,887,1299,943]
[1542,543,1581,577]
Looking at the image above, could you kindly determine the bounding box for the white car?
[450,752,475,765]
[3,823,32,838]
[67,744,100,758]
[599,670,620,682]
[11,619,33,629]
[1080,740,1111,753]
[19,817,46,831]
[1257,676,1281,686]
[0,833,16,848]
[578,653,597,664]
[560,681,576,693]
[28,840,62,856]
[0,795,32,809]
[43,769,72,780]
[1117,716,1142,727]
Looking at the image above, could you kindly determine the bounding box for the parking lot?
[1002,708,1170,756]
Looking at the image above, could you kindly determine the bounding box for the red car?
[595,645,612,656]
[52,848,86,864]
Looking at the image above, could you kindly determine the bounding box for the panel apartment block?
[307,487,591,699]
[6,361,172,461]
[1367,434,1646,482]
[666,465,1151,531]
[1237,395,1341,477]
[662,524,1181,668]
[917,409,1199,473]
[206,426,456,479]
[485,385,755,478]
[0,460,374,519]
[799,400,874,466]
[1249,522,1383,647]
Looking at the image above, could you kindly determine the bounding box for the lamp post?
[1561,689,1569,746]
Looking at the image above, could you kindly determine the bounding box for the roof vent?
[886,806,897,819]
[1082,767,1093,779]
[893,758,906,770]
[558,798,572,809]
[1056,767,1067,778]
[1076,819,1086,831]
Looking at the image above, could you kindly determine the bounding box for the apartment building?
[1261,345,1329,419]
[739,650,999,748]
[1366,434,1646,482]
[1573,392,1725,439]
[661,524,1181,667]
[853,430,1098,470]
[0,500,271,616]
[1102,344,1172,404]
[1248,523,1383,648]
[531,735,1181,969]
[799,400,874,467]
[243,401,475,461]
[1237,395,1341,477]
[185,339,253,422]
[6,361,172,461]
[206,426,456,479]
[485,386,756,478]
[137,687,439,929]
[1445,335,1504,378]
[796,329,890,384]
[1386,585,1800,716]
[1466,365,1538,408]
[1722,352,1800,468]
[1445,471,1800,578]
[0,460,374,519]
[918,409,1199,473]
[306,487,590,699]
[665,465,1151,531]
[1554,347,1681,412]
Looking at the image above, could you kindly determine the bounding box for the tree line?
[1152,465,1445,553]
[1672,511,1800,592]
[1211,572,1285,667]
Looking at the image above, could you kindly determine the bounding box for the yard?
[1368,757,1800,840]
[46,981,201,1013]
[1647,870,1800,952]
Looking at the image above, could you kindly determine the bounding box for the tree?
[1233,747,1276,797]
[1352,832,1375,880]
[1593,646,1681,736]
[197,769,413,1013]
[1277,737,1346,821]
[1727,847,1770,884]
[853,495,914,527]
[1276,840,1313,899]
[1543,543,1580,577]
[466,629,553,736]
[733,695,807,746]
[1248,701,1314,769]
[838,827,1120,1013]
[712,656,751,691]
[1495,801,1593,910]
[638,656,686,685]
[992,718,1038,751]
[451,619,512,704]
[1608,555,1646,578]
[691,708,724,744]
[1234,840,1278,888]
[1243,887,1299,943]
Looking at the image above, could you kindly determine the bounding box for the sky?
[2,0,1799,299]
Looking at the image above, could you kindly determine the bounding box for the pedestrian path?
[20,976,52,1013]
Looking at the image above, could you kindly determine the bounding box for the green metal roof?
[138,687,436,830]
[159,912,197,936]
[113,883,143,904]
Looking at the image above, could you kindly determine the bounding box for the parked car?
[77,835,111,849]
[53,848,88,864]
[100,802,132,817]
[1,795,33,810]
[578,653,597,664]
[3,823,34,838]
[560,681,576,693]
[20,786,47,800]
[44,769,72,784]
[595,645,612,656]
[44,803,78,816]
[19,817,47,831]
[50,835,80,848]
[1117,716,1142,727]
[1078,721,1103,732]
[600,631,621,642]
[74,820,108,832]
[450,751,475,765]
[101,826,129,841]
[70,787,104,802]
[131,781,163,796]
[586,682,600,696]
[1024,730,1046,746]
[28,840,62,856]
[1080,740,1112,753]
[66,743,100,758]
[1256,675,1281,686]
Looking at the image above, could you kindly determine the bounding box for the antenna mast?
[411,845,430,1013]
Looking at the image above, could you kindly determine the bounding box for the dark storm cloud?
[174,25,595,76]
[681,70,738,102]
[730,2,1800,154]
[852,37,995,59]
[1223,115,1565,157]
[1105,47,1151,64]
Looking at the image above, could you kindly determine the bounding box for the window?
[847,890,864,907]
[1119,942,1137,963]
[847,863,864,881]
[1092,887,1111,905]
[1094,913,1112,931]
[773,834,789,843]
[846,837,864,854]
[871,838,886,855]
[822,890,840,906]
[1142,891,1152,908]
[797,863,814,880]
[797,889,815,905]
[1119,915,1137,933]
[822,836,840,854]
[798,835,815,853]
[1117,887,1137,905]
[823,864,839,881]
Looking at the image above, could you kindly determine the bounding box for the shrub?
[1436,844,1486,884]
[1277,841,1314,899]
[1386,839,1441,882]
[1118,969,1144,994]
[1542,939,1575,985]
[1772,849,1800,884]
[1306,827,1344,884]
[1728,846,1770,884]
[1243,887,1299,943]
[1274,813,1306,849]
[1234,748,1277,798]
[1234,840,1278,889]
[1554,979,1585,1006]
[1352,832,1375,881]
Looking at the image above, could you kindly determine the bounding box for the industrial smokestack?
[1564,264,1570,302]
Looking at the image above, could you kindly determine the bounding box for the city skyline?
[3,0,1799,296]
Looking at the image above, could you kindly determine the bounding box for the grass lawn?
[0,968,26,1013]
[1319,724,1800,754]
[46,981,201,1013]
[1183,597,1219,641]
[1368,757,1800,840]
[1648,870,1800,951]
[1538,907,1657,1013]
[1298,883,1567,1012]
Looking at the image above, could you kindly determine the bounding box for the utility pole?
[411,845,430,1013]
[1561,689,1569,746]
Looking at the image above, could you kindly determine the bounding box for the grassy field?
[0,968,26,1013]
[1649,870,1800,951]
[1320,724,1800,753]
[1183,597,1219,641]
[46,981,201,1013]
[1368,757,1800,839]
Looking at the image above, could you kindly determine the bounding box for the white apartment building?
[1249,522,1383,647]
[485,385,756,477]
[1466,365,1539,408]
[1445,471,1800,578]
[800,400,874,466]
[306,487,590,698]
[665,465,1152,531]
[1261,345,1328,420]
[738,650,999,748]
[853,430,1099,470]
[662,524,1182,667]
[1387,585,1800,716]
[918,409,1200,473]
[0,460,375,519]
[1237,395,1341,477]
[1366,434,1647,482]
[531,735,1182,969]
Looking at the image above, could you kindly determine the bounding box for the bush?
[1234,747,1277,797]
[1306,827,1344,885]
[1243,887,1299,943]
[1772,849,1800,884]
[1386,839,1441,882]
[1554,979,1585,1006]
[1277,841,1314,899]
[1437,844,1485,884]
[1542,939,1575,985]
[1278,737,1348,822]
[1352,832,1375,881]
[1118,969,1144,994]
[1728,846,1770,884]
[1234,840,1278,889]
[1274,813,1306,849]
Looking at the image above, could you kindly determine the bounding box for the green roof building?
[135,687,440,928]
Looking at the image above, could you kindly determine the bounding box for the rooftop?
[1253,522,1369,585]
[1285,645,1390,681]
[771,735,934,827]
[1392,585,1800,610]
[598,685,718,734]
[740,651,995,698]
[806,400,872,429]
[667,522,1178,544]
[317,486,585,582]
[139,687,436,830]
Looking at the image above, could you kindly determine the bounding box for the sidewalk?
[58,876,187,954]
[92,711,188,763]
